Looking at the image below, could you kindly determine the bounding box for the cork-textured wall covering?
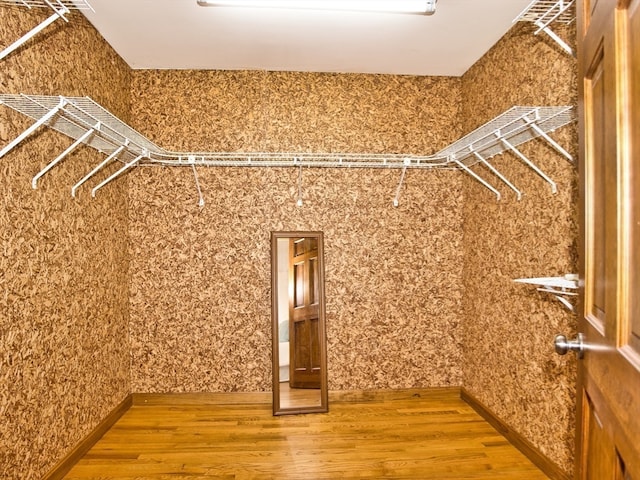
[128,70,466,393]
[1,5,131,479]
[1,6,580,478]
[460,23,578,474]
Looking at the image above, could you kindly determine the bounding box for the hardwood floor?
[64,389,550,479]
[279,382,321,409]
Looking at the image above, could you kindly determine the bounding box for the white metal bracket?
[32,121,99,189]
[392,158,411,207]
[472,149,522,200]
[91,152,146,198]
[497,132,558,194]
[296,161,303,207]
[0,1,94,61]
[514,0,576,57]
[513,274,578,312]
[191,163,205,207]
[453,157,502,201]
[71,143,127,197]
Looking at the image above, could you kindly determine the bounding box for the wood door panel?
[625,0,640,357]
[583,45,608,328]
[289,238,321,389]
[582,391,625,480]
[578,0,640,478]
[582,335,640,475]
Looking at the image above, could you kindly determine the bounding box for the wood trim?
[133,389,463,407]
[329,387,461,403]
[460,388,570,480]
[133,388,463,407]
[132,392,272,405]
[43,394,133,480]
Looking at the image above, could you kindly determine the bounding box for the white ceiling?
[79,0,533,77]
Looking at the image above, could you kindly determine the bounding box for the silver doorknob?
[554,333,584,359]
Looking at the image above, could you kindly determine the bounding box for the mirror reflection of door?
[272,232,328,416]
[289,237,321,389]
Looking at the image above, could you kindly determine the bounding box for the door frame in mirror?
[271,231,328,416]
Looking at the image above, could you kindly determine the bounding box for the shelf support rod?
[535,22,574,56]
[91,153,145,197]
[0,97,67,159]
[453,158,501,200]
[527,120,574,161]
[472,151,522,200]
[498,135,557,194]
[191,163,205,207]
[71,144,126,197]
[296,161,303,207]
[0,5,69,61]
[32,122,99,189]
[393,164,408,207]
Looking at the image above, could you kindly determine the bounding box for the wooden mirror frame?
[271,231,328,416]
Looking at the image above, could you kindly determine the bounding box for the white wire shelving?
[514,0,575,56]
[0,93,575,204]
[435,105,574,200]
[0,0,94,61]
[513,274,578,311]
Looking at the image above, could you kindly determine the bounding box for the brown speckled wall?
[460,24,578,474]
[1,5,131,479]
[2,5,579,477]
[128,71,465,393]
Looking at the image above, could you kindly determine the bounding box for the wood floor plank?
[64,389,550,479]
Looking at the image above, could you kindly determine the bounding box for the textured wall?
[128,71,465,393]
[1,6,580,477]
[460,23,578,474]
[0,5,131,479]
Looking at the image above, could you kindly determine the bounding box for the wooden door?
[577,0,640,477]
[288,237,321,389]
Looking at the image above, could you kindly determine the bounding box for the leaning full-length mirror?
[271,231,328,415]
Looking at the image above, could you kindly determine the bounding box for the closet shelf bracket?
[514,0,576,57]
[472,150,522,200]
[513,274,578,312]
[498,134,557,194]
[71,143,127,197]
[436,106,573,200]
[452,158,501,201]
[32,120,99,189]
[0,1,94,62]
[91,152,147,198]
[392,160,410,207]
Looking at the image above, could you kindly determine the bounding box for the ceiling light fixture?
[197,0,436,15]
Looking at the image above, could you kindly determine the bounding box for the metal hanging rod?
[0,1,94,61]
[514,0,575,56]
[0,94,574,201]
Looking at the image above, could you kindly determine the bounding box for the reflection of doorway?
[272,231,327,415]
[289,237,321,389]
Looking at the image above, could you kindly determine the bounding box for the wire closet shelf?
[0,0,94,61]
[0,93,574,203]
[514,0,576,56]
